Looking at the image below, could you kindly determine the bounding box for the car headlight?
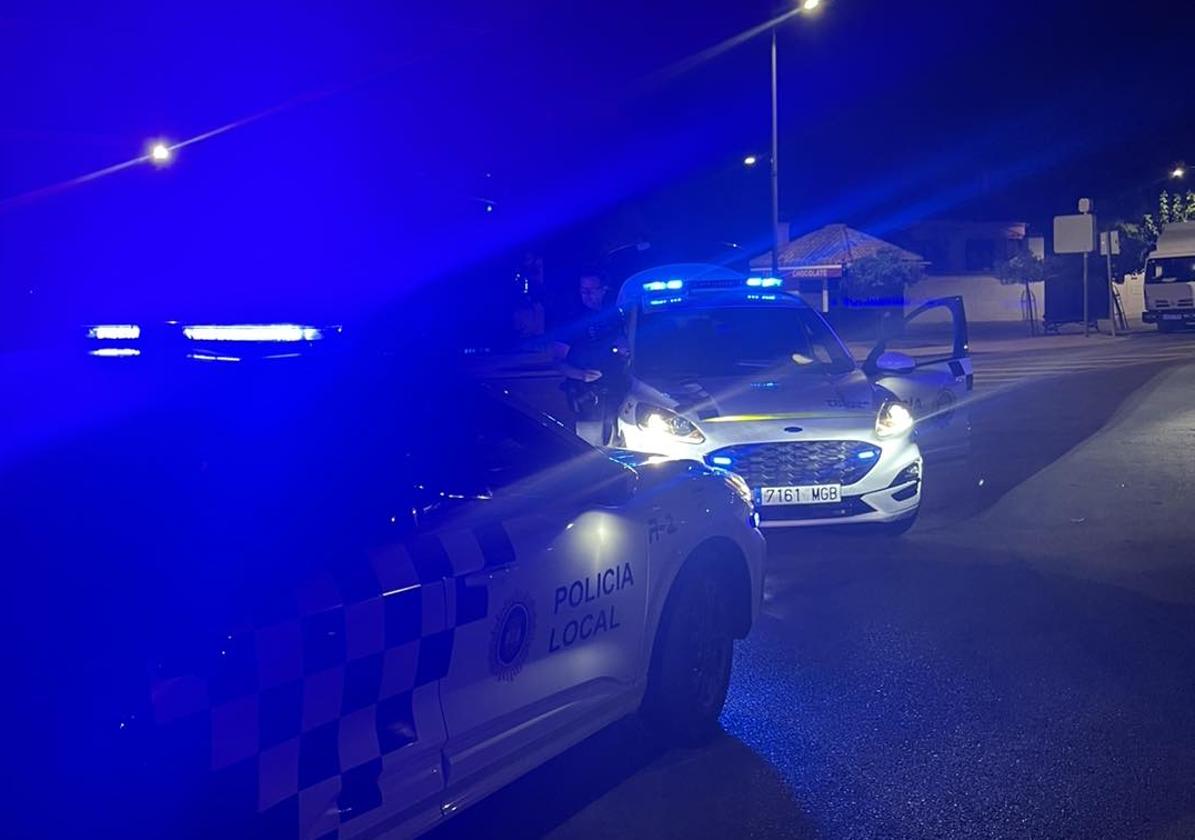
[875,401,914,439]
[723,472,754,506]
[635,403,705,444]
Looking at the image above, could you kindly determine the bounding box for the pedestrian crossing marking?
[970,337,1195,389]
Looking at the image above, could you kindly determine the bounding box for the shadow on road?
[424,715,816,839]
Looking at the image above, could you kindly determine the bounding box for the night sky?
[1,0,1191,331]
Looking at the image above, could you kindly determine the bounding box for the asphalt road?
[431,332,1195,840]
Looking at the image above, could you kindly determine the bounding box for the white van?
[1142,221,1195,332]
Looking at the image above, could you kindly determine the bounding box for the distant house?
[750,223,924,312]
[898,219,1028,274]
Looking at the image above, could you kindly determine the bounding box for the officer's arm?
[551,341,601,382]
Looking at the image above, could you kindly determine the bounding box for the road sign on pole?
[1099,230,1120,256]
[1054,214,1097,254]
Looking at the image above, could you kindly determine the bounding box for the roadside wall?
[906,273,1035,323]
[908,271,1148,328]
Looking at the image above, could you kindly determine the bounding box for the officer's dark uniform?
[558,305,627,443]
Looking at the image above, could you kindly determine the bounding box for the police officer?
[552,270,628,445]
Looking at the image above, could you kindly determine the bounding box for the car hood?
[632,367,879,421]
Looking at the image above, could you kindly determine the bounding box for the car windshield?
[634,305,855,379]
[1145,257,1195,283]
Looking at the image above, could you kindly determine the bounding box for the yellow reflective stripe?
[704,412,821,423]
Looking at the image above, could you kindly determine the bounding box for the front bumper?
[618,419,923,528]
[752,474,920,527]
[1143,309,1195,324]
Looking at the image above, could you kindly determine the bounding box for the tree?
[844,248,924,300]
[1157,189,1195,226]
[1112,189,1195,272]
[993,250,1045,286]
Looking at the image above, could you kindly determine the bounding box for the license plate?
[1163,313,1184,321]
[760,485,842,505]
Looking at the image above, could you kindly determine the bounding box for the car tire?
[640,560,734,747]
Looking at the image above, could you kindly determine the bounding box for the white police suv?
[1,323,764,839]
[614,265,972,532]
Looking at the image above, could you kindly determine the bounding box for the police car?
[1,323,764,839]
[614,265,972,532]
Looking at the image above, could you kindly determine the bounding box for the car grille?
[706,440,881,487]
[758,496,875,521]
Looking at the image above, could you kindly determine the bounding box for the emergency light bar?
[746,277,783,288]
[87,324,141,340]
[182,324,323,342]
[642,279,685,292]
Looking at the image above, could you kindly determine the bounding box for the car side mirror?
[873,350,917,375]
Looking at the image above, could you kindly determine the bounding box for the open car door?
[865,296,972,459]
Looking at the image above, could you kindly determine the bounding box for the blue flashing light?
[188,352,242,362]
[858,450,878,460]
[644,279,685,293]
[711,456,733,466]
[746,277,783,288]
[88,324,141,340]
[89,347,140,358]
[182,324,322,342]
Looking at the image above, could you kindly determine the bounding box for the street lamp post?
[769,0,822,277]
[770,27,780,276]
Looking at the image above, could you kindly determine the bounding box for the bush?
[994,251,1045,286]
[844,248,924,299]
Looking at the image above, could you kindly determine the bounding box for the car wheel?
[640,561,734,746]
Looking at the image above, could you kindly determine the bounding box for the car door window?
[476,400,590,488]
[414,390,593,495]
[882,303,961,367]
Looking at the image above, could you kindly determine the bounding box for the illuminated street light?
[1170,165,1186,180]
[744,154,759,167]
[148,141,173,165]
[802,0,822,11]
